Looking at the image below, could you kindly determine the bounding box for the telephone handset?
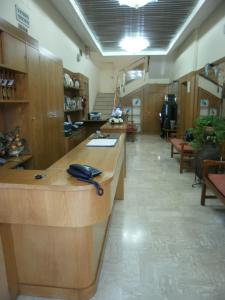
[67,164,104,196]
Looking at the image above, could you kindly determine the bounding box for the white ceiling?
[50,0,222,56]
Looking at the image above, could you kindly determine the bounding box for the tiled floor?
[19,135,225,300]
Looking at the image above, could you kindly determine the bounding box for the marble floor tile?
[18,135,225,300]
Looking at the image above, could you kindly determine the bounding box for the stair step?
[93,109,112,113]
[97,93,114,97]
[94,104,114,109]
[95,99,114,103]
[93,93,114,120]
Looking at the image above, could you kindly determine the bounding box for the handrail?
[198,73,224,89]
[112,56,150,108]
[113,56,149,107]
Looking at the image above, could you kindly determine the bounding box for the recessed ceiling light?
[118,0,158,9]
[119,36,150,53]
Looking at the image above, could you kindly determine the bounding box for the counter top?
[100,122,127,132]
[0,135,124,189]
[0,134,125,228]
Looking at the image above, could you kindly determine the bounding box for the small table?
[162,128,176,141]
[100,122,127,134]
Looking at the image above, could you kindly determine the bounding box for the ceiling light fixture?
[118,0,158,9]
[119,36,150,53]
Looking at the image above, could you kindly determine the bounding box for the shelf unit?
[63,68,89,152]
[0,31,30,154]
[63,68,89,122]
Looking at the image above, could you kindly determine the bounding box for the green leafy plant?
[191,116,225,150]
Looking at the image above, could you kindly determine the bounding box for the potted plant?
[191,116,225,181]
[191,116,225,151]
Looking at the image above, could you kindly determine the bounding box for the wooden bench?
[170,138,194,173]
[201,160,225,206]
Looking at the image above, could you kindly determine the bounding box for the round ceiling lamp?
[119,36,150,53]
[118,0,158,9]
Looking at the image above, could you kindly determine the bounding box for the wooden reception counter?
[0,134,125,300]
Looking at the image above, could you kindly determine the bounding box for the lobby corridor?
[19,135,225,300]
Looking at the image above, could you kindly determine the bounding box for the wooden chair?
[170,138,194,173]
[201,160,225,206]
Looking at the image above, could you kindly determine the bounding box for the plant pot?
[204,126,214,134]
[195,143,221,180]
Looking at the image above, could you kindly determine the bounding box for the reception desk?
[0,134,125,300]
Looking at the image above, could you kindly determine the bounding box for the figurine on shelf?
[0,127,26,157]
[64,73,74,88]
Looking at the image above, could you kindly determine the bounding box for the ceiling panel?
[74,0,199,52]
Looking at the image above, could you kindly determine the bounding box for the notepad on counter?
[86,138,118,147]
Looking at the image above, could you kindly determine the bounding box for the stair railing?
[113,56,150,107]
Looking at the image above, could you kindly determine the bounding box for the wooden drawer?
[1,32,27,72]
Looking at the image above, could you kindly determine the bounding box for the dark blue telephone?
[67,164,104,196]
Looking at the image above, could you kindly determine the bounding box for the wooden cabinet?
[0,19,65,170]
[1,32,27,72]
[27,46,47,169]
[28,50,65,169]
[39,54,65,167]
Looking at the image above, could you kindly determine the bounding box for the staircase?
[93,93,114,120]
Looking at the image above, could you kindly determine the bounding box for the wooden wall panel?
[122,88,144,108]
[177,72,197,136]
[142,84,168,134]
[122,84,168,134]
[122,88,144,132]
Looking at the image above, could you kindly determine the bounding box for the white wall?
[92,54,172,94]
[0,0,100,111]
[197,1,225,69]
[172,1,225,80]
[173,31,197,80]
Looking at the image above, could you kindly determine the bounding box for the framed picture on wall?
[200,99,209,107]
[132,98,141,107]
